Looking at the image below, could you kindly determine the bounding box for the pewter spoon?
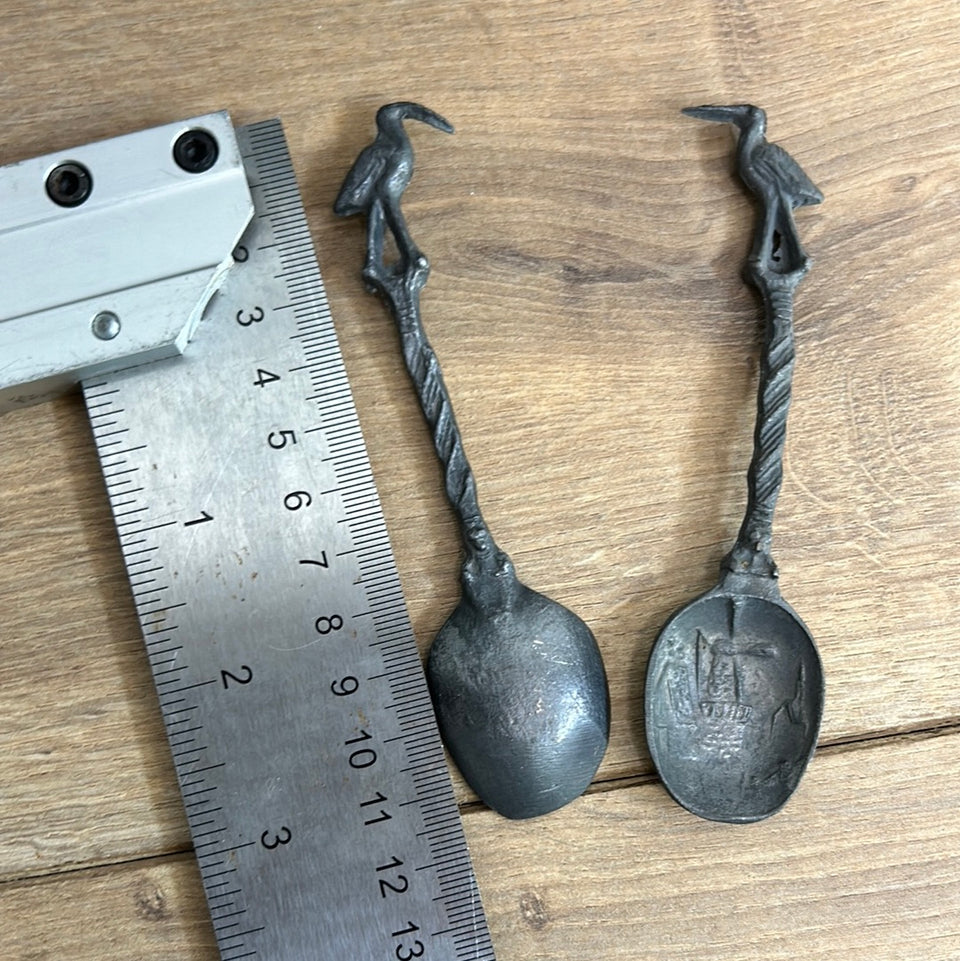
[336,103,609,819]
[644,105,825,823]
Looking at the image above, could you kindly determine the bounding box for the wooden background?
[1,1,959,958]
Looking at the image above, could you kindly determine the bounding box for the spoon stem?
[725,267,803,578]
[373,263,498,568]
[682,104,822,584]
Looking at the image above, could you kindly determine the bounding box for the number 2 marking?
[220,665,253,689]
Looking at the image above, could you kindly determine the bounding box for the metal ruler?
[81,119,494,961]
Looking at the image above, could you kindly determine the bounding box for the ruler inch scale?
[83,118,494,961]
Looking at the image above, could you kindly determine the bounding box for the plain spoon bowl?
[428,553,609,820]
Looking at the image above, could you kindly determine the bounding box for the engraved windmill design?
[691,595,808,736]
[692,596,750,724]
[696,629,754,723]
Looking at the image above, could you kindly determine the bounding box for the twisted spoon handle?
[379,266,498,566]
[724,270,802,578]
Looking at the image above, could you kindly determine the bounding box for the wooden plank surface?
[3,733,959,960]
[1,0,959,956]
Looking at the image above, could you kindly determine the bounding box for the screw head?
[91,311,121,341]
[173,128,219,173]
[46,162,93,207]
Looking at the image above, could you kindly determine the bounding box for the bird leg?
[362,199,387,290]
[383,199,426,273]
[362,195,428,295]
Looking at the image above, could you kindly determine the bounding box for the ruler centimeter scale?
[82,120,494,961]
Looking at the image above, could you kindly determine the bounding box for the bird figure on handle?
[682,104,823,278]
[335,102,454,290]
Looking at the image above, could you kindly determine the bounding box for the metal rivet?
[46,161,93,207]
[91,311,121,341]
[173,129,219,173]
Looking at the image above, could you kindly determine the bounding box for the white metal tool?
[0,112,252,410]
[6,115,494,960]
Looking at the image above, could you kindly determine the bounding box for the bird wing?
[755,142,824,208]
[334,145,388,216]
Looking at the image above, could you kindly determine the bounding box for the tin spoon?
[644,105,825,822]
[336,103,609,819]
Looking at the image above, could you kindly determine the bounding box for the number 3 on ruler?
[260,827,292,850]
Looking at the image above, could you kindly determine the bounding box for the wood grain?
[0,0,958,956]
[2,734,958,960]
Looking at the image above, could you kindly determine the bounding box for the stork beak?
[401,102,455,135]
[682,104,750,126]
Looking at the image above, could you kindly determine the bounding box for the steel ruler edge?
[81,118,494,961]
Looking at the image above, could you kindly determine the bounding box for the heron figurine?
[334,101,454,283]
[682,104,823,276]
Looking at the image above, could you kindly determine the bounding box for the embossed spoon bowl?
[645,105,825,823]
[336,103,609,819]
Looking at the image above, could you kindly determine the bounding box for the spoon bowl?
[428,556,609,820]
[645,583,822,822]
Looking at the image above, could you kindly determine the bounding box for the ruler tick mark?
[157,679,215,694]
[184,790,219,805]
[209,888,243,901]
[218,926,266,942]
[193,828,227,841]
[199,840,256,856]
